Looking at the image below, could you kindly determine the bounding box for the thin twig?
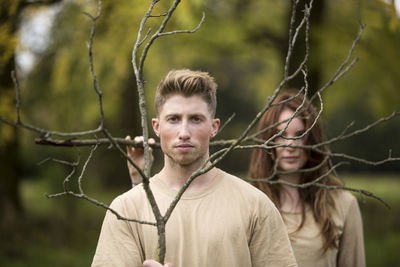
[311,23,365,103]
[78,144,98,194]
[158,12,205,37]
[46,191,157,225]
[314,184,390,209]
[84,0,106,129]
[216,113,236,136]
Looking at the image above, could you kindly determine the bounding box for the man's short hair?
[155,69,217,117]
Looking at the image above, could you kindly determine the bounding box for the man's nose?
[178,121,190,140]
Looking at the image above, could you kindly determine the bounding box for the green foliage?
[0,0,19,72]
[0,0,20,145]
[342,174,400,267]
[321,0,400,117]
[12,0,398,188]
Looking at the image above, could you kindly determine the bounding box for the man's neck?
[158,158,218,193]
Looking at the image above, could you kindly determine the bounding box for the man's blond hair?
[155,69,217,117]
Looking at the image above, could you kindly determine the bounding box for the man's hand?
[143,259,173,267]
[125,135,155,186]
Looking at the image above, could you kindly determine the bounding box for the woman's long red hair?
[249,91,343,252]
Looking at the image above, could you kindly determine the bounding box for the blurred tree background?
[1,0,399,266]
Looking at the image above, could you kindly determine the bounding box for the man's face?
[152,94,220,168]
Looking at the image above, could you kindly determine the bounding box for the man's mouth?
[175,143,194,151]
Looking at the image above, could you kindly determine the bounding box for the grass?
[1,174,399,266]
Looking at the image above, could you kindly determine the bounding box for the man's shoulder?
[219,170,261,190]
[109,185,147,209]
[218,169,274,203]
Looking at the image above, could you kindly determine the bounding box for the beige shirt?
[282,190,365,267]
[92,169,297,267]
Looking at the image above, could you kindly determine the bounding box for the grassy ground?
[1,174,399,266]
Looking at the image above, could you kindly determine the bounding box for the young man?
[92,69,297,267]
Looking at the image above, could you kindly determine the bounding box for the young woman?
[249,91,365,267]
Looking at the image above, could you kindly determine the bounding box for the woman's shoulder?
[332,189,359,218]
[334,189,357,203]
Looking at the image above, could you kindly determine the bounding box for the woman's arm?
[337,194,366,267]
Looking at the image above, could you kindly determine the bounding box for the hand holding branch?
[126,135,155,186]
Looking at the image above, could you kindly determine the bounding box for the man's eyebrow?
[190,113,207,117]
[164,113,181,117]
[164,112,207,117]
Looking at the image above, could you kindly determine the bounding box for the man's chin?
[176,158,198,166]
[169,154,201,167]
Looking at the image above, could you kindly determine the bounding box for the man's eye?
[168,117,178,122]
[192,117,201,122]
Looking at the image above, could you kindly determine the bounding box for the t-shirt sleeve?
[91,197,144,267]
[249,198,298,267]
[337,194,366,267]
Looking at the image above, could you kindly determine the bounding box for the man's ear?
[210,118,220,138]
[152,118,160,137]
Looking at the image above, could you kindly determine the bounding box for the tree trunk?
[0,1,23,228]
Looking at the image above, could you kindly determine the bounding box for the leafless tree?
[1,0,399,263]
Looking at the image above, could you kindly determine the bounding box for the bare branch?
[34,136,160,147]
[33,136,241,148]
[314,184,390,209]
[311,23,365,102]
[216,113,236,136]
[102,129,149,182]
[78,144,98,194]
[285,0,313,81]
[315,111,400,148]
[47,191,157,225]
[84,0,106,129]
[42,136,157,226]
[158,12,205,37]
[37,157,79,167]
[40,149,80,191]
[138,28,152,47]
[284,0,299,78]
[0,114,103,137]
[323,149,400,166]
[149,12,169,18]
[2,69,103,137]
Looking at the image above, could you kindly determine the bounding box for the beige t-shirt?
[92,169,297,267]
[282,190,365,267]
